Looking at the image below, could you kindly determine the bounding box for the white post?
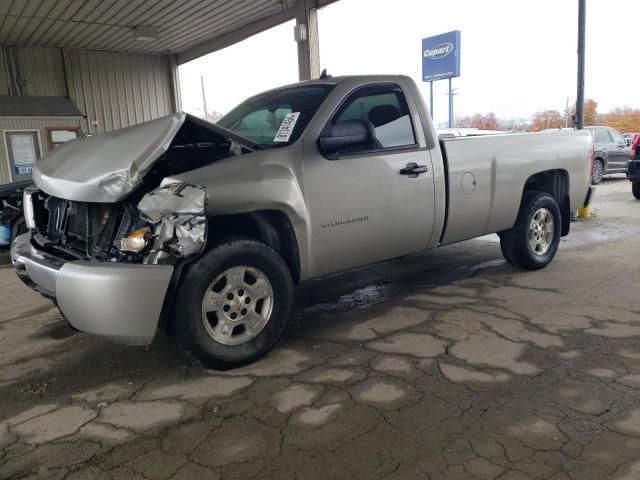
[295,0,320,81]
[169,54,182,113]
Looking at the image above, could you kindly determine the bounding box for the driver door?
[302,83,436,276]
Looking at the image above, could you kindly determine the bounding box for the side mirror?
[626,138,633,146]
[317,119,374,159]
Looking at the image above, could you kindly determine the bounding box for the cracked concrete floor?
[1,177,639,480]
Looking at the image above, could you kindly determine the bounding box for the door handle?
[399,162,428,176]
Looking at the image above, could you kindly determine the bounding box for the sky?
[178,0,640,127]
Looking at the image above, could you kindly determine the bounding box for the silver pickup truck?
[11,75,594,367]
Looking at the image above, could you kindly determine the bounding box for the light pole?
[575,0,586,129]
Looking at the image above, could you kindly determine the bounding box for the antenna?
[319,69,331,79]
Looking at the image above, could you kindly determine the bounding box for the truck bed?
[438,130,593,246]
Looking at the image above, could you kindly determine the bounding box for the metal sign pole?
[448,78,453,128]
[430,81,434,119]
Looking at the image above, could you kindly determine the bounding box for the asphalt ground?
[1,176,639,480]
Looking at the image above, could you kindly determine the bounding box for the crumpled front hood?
[33,113,257,203]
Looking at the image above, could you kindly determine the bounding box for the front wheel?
[500,191,562,271]
[633,181,640,200]
[171,237,293,368]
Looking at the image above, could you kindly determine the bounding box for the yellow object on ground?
[578,206,591,219]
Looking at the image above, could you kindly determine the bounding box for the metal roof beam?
[176,6,293,65]
[176,0,339,65]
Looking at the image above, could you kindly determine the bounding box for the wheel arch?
[522,169,571,236]
[158,210,301,336]
[206,210,302,285]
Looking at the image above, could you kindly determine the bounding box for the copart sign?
[422,30,461,81]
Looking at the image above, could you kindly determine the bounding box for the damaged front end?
[13,113,258,345]
[26,113,260,266]
[138,181,208,264]
[17,179,210,346]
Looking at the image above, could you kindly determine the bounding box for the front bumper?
[11,233,173,346]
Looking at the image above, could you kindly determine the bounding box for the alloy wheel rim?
[528,208,554,256]
[593,162,603,182]
[201,265,274,345]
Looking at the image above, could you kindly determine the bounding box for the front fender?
[165,152,312,280]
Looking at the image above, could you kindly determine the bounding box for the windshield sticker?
[273,112,300,142]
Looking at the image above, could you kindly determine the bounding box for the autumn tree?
[456,115,474,128]
[530,110,564,131]
[480,112,499,130]
[455,112,500,130]
[569,98,598,126]
[584,99,598,126]
[602,107,640,132]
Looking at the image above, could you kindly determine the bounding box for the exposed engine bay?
[27,114,258,265]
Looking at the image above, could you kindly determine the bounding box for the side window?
[594,129,612,144]
[609,129,626,145]
[332,85,416,153]
[232,107,292,145]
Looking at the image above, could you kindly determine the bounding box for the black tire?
[499,191,562,271]
[633,181,640,200]
[591,159,604,185]
[171,237,293,369]
[498,231,522,269]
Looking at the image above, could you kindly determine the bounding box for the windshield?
[217,85,334,147]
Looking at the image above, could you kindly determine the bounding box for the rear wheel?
[498,231,522,269]
[591,159,604,185]
[633,181,640,200]
[171,237,293,368]
[500,191,562,271]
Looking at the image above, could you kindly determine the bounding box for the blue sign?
[422,30,461,81]
[14,165,33,176]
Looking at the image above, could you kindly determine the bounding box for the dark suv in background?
[585,126,630,184]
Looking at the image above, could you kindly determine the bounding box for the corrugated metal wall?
[0,117,82,184]
[0,47,177,184]
[14,47,67,96]
[0,48,8,95]
[66,50,174,135]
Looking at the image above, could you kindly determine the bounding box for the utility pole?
[448,78,453,128]
[575,0,586,129]
[448,83,458,128]
[200,75,208,120]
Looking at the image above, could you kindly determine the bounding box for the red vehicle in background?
[629,134,640,199]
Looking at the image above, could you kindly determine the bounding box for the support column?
[295,0,320,81]
[168,54,182,113]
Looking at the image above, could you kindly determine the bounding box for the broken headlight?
[119,227,152,253]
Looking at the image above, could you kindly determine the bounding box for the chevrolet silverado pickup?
[12,75,594,367]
